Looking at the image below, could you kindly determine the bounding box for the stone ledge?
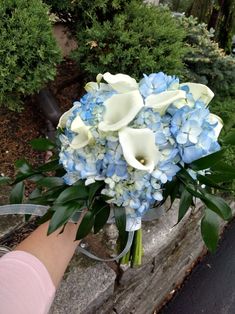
[50,253,116,314]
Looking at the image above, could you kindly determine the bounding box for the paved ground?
[160,217,235,314]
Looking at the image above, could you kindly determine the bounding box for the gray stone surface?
[98,201,235,314]
[0,215,23,238]
[98,203,205,314]
[50,253,116,314]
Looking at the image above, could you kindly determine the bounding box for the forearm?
[15,221,80,288]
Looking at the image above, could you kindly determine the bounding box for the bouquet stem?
[120,228,143,267]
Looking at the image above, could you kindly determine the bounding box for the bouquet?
[1,72,235,266]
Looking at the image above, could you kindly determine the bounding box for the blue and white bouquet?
[1,72,235,266]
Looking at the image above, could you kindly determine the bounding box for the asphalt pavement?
[160,217,235,314]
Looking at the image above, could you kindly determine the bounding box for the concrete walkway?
[160,217,235,314]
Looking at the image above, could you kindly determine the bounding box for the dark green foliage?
[44,0,139,31]
[0,0,61,111]
[71,2,187,80]
[210,97,235,192]
[181,16,235,98]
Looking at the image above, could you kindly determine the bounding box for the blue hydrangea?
[139,72,179,98]
[59,72,221,220]
[170,103,220,164]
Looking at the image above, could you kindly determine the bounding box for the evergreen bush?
[71,1,187,80]
[0,0,61,111]
[181,16,235,98]
[44,0,138,31]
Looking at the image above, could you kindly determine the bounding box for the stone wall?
[50,200,235,314]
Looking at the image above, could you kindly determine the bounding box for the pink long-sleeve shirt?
[0,251,55,314]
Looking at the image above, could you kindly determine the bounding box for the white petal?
[209,113,223,138]
[70,115,85,132]
[84,82,111,93]
[103,72,138,93]
[70,126,93,149]
[119,127,160,172]
[180,83,214,105]
[57,108,74,129]
[145,90,186,115]
[98,91,144,132]
[96,73,103,83]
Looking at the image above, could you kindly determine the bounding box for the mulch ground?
[0,59,84,178]
[0,58,86,243]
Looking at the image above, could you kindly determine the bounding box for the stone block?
[50,253,116,314]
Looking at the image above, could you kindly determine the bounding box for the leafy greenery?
[180,16,235,98]
[71,1,187,80]
[0,0,61,111]
[44,0,141,31]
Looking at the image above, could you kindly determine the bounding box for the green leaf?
[15,159,33,174]
[36,159,60,172]
[197,174,229,190]
[29,186,65,204]
[29,188,41,200]
[114,206,128,250]
[55,185,88,204]
[76,211,95,240]
[88,181,104,205]
[178,187,193,223]
[30,138,56,151]
[37,177,65,188]
[206,173,235,183]
[190,150,225,171]
[38,210,55,225]
[177,167,196,184]
[94,205,110,234]
[185,184,203,198]
[163,178,179,206]
[202,194,232,221]
[223,130,235,145]
[0,176,11,185]
[211,162,235,175]
[48,201,84,235]
[10,182,25,204]
[201,208,220,252]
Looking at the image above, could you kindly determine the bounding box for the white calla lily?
[180,83,214,105]
[98,90,144,132]
[209,113,223,138]
[84,81,111,93]
[145,90,186,115]
[103,72,138,93]
[70,115,86,132]
[70,126,93,149]
[96,73,103,83]
[57,107,74,129]
[119,127,160,172]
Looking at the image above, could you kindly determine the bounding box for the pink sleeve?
[0,250,56,314]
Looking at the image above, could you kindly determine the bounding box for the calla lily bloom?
[180,83,214,105]
[145,90,186,115]
[209,113,223,138]
[57,107,75,129]
[98,90,144,132]
[70,126,93,149]
[70,115,85,132]
[119,127,160,172]
[103,72,138,93]
[84,81,111,93]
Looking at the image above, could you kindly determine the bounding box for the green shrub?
[0,0,61,111]
[71,2,187,80]
[44,0,139,31]
[210,97,235,194]
[181,16,235,98]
